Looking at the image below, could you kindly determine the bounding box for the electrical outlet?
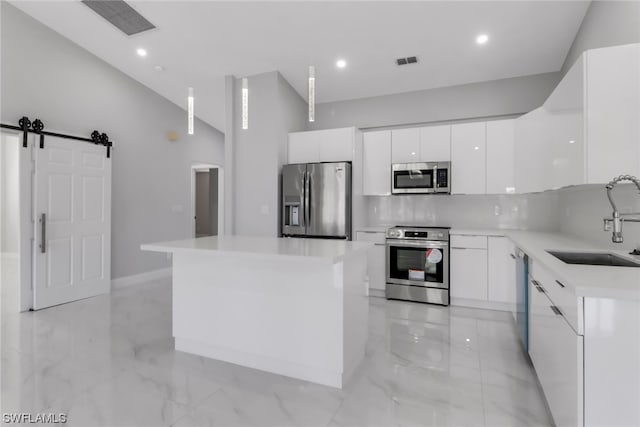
[494,205,501,216]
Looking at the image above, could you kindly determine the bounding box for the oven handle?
[386,239,449,249]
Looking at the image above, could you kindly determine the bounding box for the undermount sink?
[547,251,640,267]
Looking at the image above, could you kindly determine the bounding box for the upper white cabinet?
[451,122,486,194]
[391,126,451,163]
[363,130,392,196]
[585,43,640,182]
[288,127,355,164]
[486,120,516,194]
[391,128,420,163]
[419,125,451,161]
[515,43,640,192]
[288,131,320,164]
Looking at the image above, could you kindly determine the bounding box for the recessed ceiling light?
[569,139,576,144]
[474,146,480,150]
[476,34,489,45]
[136,48,147,57]
[336,59,347,69]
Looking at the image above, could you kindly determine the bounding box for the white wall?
[0,133,20,254]
[307,72,561,131]
[0,3,225,279]
[557,185,640,251]
[561,0,640,75]
[228,71,306,237]
[365,193,560,232]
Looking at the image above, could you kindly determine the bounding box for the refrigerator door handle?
[304,172,311,232]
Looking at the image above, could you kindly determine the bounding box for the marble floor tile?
[1,278,553,427]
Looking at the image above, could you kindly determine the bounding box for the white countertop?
[141,235,373,263]
[451,228,514,236]
[506,231,640,300]
[354,226,390,233]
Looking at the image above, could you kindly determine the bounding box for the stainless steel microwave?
[392,162,451,194]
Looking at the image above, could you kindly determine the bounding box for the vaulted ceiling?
[10,1,590,132]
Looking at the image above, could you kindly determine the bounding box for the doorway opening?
[191,164,223,238]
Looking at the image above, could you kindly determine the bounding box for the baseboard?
[369,289,386,298]
[450,297,512,312]
[111,267,172,290]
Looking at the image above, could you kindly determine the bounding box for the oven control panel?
[386,227,449,241]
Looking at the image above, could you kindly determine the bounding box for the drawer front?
[355,231,386,245]
[450,235,488,249]
[530,260,583,334]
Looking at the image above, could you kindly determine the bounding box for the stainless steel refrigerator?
[281,162,352,240]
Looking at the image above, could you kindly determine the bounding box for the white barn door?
[33,136,111,310]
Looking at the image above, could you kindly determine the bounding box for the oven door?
[386,239,449,288]
[392,163,436,194]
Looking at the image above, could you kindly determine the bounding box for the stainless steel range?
[385,226,450,305]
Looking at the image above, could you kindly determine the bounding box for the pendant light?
[242,78,249,130]
[308,66,315,122]
[187,87,194,135]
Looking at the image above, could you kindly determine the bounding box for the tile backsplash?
[557,184,640,251]
[365,192,561,231]
[364,183,640,252]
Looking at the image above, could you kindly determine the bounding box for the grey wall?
[307,72,561,130]
[1,3,225,279]
[561,0,640,75]
[229,71,307,236]
[0,133,20,254]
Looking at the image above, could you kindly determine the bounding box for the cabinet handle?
[535,285,545,293]
[510,253,516,259]
[374,243,386,247]
[555,280,565,288]
[550,305,562,316]
[531,279,541,287]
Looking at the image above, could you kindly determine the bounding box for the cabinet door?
[288,132,320,163]
[451,122,486,194]
[318,127,354,162]
[515,108,551,193]
[486,120,516,194]
[419,125,450,161]
[363,131,392,196]
[391,128,420,163]
[450,248,487,300]
[586,43,640,182]
[355,231,387,292]
[529,284,583,427]
[487,237,516,305]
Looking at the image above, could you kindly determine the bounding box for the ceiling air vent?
[396,56,418,66]
[82,0,156,36]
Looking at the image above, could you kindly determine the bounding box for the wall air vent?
[396,56,418,66]
[82,0,156,36]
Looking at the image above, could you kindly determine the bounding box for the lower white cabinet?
[450,248,487,300]
[487,237,516,305]
[355,231,386,293]
[529,280,583,427]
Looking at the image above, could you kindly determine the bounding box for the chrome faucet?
[603,175,640,244]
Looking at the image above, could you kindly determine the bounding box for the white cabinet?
[391,128,420,163]
[451,122,486,194]
[363,131,392,196]
[355,231,386,293]
[450,247,487,301]
[529,281,583,427]
[486,120,516,194]
[515,43,640,192]
[487,237,516,305]
[288,127,355,164]
[514,107,550,193]
[288,131,320,163]
[419,125,451,161]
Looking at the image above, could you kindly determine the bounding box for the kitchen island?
[141,235,372,388]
